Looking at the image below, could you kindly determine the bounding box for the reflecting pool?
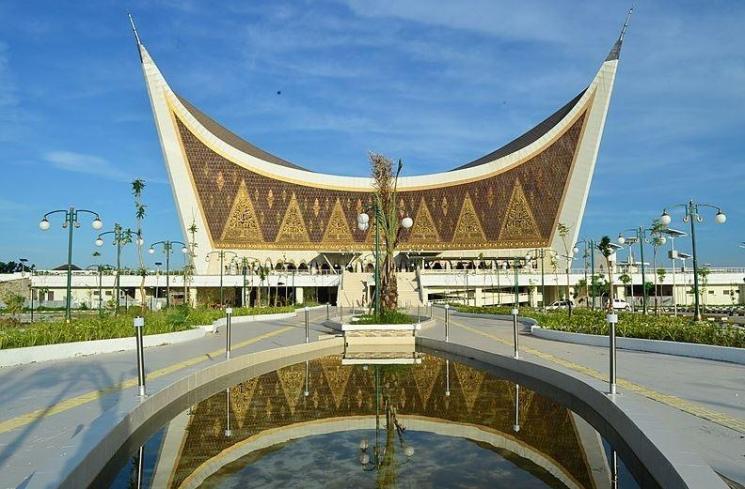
[109,355,640,488]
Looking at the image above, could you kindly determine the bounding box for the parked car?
[608,298,631,311]
[546,300,574,311]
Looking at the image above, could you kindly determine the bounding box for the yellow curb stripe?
[451,318,745,434]
[0,325,295,434]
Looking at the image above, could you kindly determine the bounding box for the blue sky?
[0,0,743,269]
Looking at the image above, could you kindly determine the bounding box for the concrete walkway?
[420,311,745,486]
[0,308,336,489]
[0,308,743,487]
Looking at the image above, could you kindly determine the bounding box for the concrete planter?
[341,323,421,347]
[531,326,745,365]
[0,311,297,368]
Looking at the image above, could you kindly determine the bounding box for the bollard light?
[304,306,310,343]
[511,308,520,359]
[606,312,618,395]
[225,307,233,360]
[134,316,146,397]
[444,304,450,342]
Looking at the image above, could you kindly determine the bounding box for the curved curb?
[450,309,537,331]
[417,337,728,489]
[0,311,298,368]
[58,339,345,489]
[531,325,745,365]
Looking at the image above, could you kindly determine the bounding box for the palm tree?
[184,220,199,307]
[131,179,147,312]
[557,223,573,317]
[597,237,616,312]
[369,154,410,313]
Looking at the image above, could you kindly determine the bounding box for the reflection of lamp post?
[205,250,237,307]
[659,201,726,321]
[40,207,103,322]
[148,240,188,308]
[513,384,521,433]
[304,360,310,397]
[224,387,232,438]
[96,223,141,314]
[445,359,451,397]
[358,365,414,472]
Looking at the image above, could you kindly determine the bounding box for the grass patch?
[353,310,417,325]
[454,305,745,348]
[0,305,294,350]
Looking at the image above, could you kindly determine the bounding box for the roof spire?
[128,13,143,62]
[606,6,634,61]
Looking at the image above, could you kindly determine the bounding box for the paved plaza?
[0,309,742,488]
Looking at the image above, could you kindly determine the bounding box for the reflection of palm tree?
[359,367,414,487]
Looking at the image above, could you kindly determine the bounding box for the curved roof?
[175,94,310,171]
[175,87,589,174]
[451,89,587,171]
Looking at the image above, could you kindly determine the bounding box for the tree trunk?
[380,251,398,312]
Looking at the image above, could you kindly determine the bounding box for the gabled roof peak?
[128,13,143,62]
[606,6,634,61]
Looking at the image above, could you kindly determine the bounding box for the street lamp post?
[573,240,595,309]
[618,228,655,314]
[40,207,103,322]
[511,254,531,359]
[95,224,141,314]
[205,250,237,307]
[148,240,188,308]
[661,229,686,316]
[659,201,726,321]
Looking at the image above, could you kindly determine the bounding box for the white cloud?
[43,151,129,181]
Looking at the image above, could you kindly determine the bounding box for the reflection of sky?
[201,430,563,489]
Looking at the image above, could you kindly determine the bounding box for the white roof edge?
[143,44,612,191]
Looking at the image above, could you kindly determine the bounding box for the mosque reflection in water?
[114,355,637,488]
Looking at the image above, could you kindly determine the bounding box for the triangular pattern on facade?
[409,198,441,243]
[453,362,485,413]
[321,362,352,409]
[230,377,258,429]
[277,363,307,415]
[322,198,354,244]
[451,193,487,244]
[220,180,264,242]
[498,180,541,241]
[275,192,311,243]
[412,357,442,406]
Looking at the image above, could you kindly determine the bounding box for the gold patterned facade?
[173,104,588,252]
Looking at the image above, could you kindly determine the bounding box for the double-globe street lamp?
[40,207,103,322]
[95,224,143,313]
[148,240,188,308]
[659,200,726,321]
[573,239,596,310]
[356,207,413,317]
[617,227,663,315]
[205,250,237,307]
[230,256,261,307]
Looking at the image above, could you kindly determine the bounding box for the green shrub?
[454,306,745,348]
[354,310,417,325]
[0,305,295,350]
